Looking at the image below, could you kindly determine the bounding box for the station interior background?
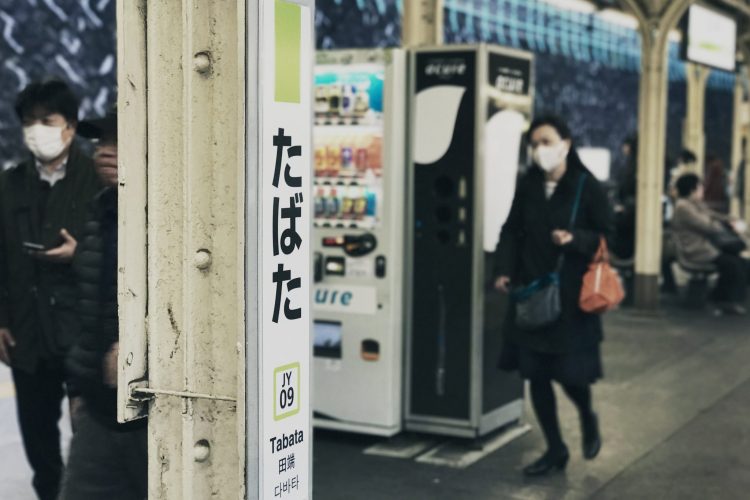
[0,1,747,499]
[0,0,737,177]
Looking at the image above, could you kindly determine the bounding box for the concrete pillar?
[730,73,745,217]
[744,115,750,223]
[402,0,444,46]
[738,44,750,223]
[633,26,670,309]
[118,1,245,498]
[682,62,710,175]
[620,0,693,309]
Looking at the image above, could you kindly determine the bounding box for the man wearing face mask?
[0,79,100,500]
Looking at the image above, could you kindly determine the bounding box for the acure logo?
[314,289,353,306]
[425,63,467,77]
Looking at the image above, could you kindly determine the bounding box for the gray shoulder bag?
[511,174,586,331]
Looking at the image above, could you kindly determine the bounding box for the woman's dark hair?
[676,173,701,198]
[527,114,589,172]
[623,134,638,154]
[14,79,79,124]
[527,115,572,143]
[679,149,697,165]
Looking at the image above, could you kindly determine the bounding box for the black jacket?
[0,142,101,372]
[495,164,614,354]
[67,187,121,424]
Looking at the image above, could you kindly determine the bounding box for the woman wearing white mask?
[494,115,613,477]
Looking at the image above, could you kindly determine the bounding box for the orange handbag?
[580,238,625,314]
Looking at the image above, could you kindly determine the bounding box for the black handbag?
[712,222,747,255]
[511,175,586,331]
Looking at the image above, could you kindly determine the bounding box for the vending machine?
[311,49,408,436]
[406,45,534,438]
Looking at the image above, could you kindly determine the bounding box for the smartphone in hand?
[22,242,46,252]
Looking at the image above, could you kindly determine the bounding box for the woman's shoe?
[522,448,570,476]
[727,303,747,316]
[582,412,602,460]
[716,302,747,316]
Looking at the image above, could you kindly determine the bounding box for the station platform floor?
[0,297,748,499]
[313,299,750,500]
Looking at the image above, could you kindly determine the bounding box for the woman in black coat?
[494,116,614,476]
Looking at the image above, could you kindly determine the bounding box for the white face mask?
[23,124,70,162]
[533,142,569,173]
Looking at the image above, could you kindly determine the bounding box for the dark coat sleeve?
[564,175,614,258]
[494,179,524,278]
[0,172,9,328]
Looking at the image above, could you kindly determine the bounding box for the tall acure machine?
[311,49,408,436]
[406,45,535,438]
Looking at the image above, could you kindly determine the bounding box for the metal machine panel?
[409,49,477,420]
[406,45,532,437]
[312,49,407,436]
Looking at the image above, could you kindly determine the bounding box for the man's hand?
[0,328,16,366]
[103,342,119,388]
[495,276,512,294]
[35,229,77,263]
[552,230,574,246]
[69,396,84,424]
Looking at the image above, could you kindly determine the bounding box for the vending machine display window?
[313,320,343,359]
[314,64,385,231]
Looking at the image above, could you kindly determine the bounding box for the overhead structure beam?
[718,0,750,19]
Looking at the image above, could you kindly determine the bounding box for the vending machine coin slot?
[457,230,467,247]
[323,236,345,247]
[325,256,346,276]
[458,176,468,199]
[361,339,380,361]
[375,255,386,278]
[314,252,324,283]
[322,234,378,257]
[343,233,377,257]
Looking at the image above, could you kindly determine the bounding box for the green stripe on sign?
[275,0,301,104]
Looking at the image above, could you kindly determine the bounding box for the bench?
[670,258,718,308]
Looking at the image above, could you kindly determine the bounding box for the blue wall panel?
[0,0,735,171]
[315,0,402,49]
[444,0,735,170]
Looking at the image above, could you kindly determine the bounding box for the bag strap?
[594,237,610,263]
[554,173,588,273]
[569,173,587,229]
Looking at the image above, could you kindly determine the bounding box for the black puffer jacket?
[67,187,120,423]
[0,142,101,372]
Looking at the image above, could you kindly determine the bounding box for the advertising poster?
[256,0,313,498]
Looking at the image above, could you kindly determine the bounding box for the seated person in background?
[668,149,699,198]
[704,155,729,214]
[671,174,748,315]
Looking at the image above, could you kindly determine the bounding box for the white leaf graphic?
[413,86,467,165]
